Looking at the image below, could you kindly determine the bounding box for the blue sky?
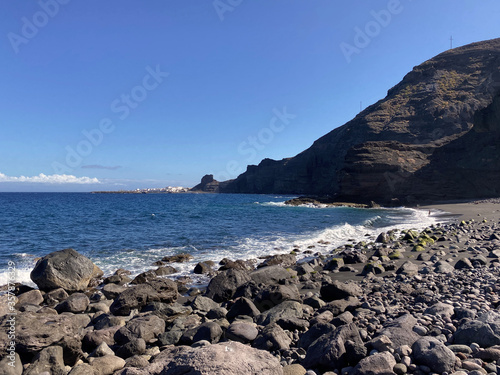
[0,0,499,192]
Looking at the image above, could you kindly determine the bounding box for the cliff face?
[219,38,500,203]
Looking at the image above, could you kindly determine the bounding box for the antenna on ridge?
[360,101,362,112]
[450,36,453,50]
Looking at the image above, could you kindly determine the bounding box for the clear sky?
[1,0,499,192]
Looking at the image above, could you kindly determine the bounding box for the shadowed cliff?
[212,38,500,204]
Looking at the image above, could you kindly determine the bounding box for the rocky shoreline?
[2,206,500,374]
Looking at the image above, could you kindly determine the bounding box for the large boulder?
[378,314,420,348]
[206,269,251,303]
[227,297,261,320]
[0,312,88,355]
[453,319,500,347]
[302,323,366,370]
[56,293,90,313]
[24,345,66,375]
[253,323,292,351]
[412,337,456,373]
[110,285,158,316]
[353,351,397,375]
[225,322,259,343]
[115,314,166,344]
[256,301,303,326]
[30,248,103,292]
[250,265,292,285]
[320,280,363,302]
[147,341,283,374]
[254,284,301,311]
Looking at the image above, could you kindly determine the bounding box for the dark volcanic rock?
[227,297,261,320]
[250,265,292,285]
[215,38,500,204]
[378,313,420,348]
[453,319,500,347]
[30,248,103,292]
[253,323,292,351]
[412,337,456,373]
[225,322,259,343]
[254,284,301,311]
[205,269,251,303]
[298,322,336,350]
[110,285,157,316]
[320,280,362,302]
[302,323,366,370]
[115,314,165,344]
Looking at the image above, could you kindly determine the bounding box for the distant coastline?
[92,186,190,194]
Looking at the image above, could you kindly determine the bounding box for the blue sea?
[0,193,441,287]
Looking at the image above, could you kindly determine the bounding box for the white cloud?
[0,172,100,184]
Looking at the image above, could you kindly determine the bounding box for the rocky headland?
[2,202,500,374]
[201,38,500,205]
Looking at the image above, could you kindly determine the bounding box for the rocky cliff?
[217,38,500,204]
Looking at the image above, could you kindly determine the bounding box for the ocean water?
[0,193,441,287]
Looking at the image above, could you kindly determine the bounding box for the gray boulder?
[146,278,178,303]
[227,297,261,320]
[56,292,90,313]
[110,285,157,316]
[396,261,419,276]
[192,322,223,344]
[142,301,192,323]
[253,323,292,351]
[191,295,219,313]
[15,289,44,307]
[226,322,259,343]
[206,269,251,302]
[353,351,397,375]
[256,301,303,326]
[250,265,292,285]
[30,248,103,292]
[68,363,95,375]
[424,302,454,319]
[83,326,121,351]
[115,314,165,344]
[0,312,88,355]
[88,354,126,375]
[254,284,301,311]
[320,280,362,302]
[158,329,183,346]
[115,338,146,359]
[453,319,500,347]
[102,284,126,300]
[302,323,366,370]
[378,314,420,347]
[298,322,336,350]
[149,341,283,374]
[0,351,22,375]
[260,253,297,268]
[412,337,456,373]
[23,346,66,375]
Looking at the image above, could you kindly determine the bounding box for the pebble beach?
[1,199,500,375]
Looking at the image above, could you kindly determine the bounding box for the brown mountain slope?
[217,38,500,204]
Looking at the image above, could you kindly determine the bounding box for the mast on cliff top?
[450,36,453,49]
